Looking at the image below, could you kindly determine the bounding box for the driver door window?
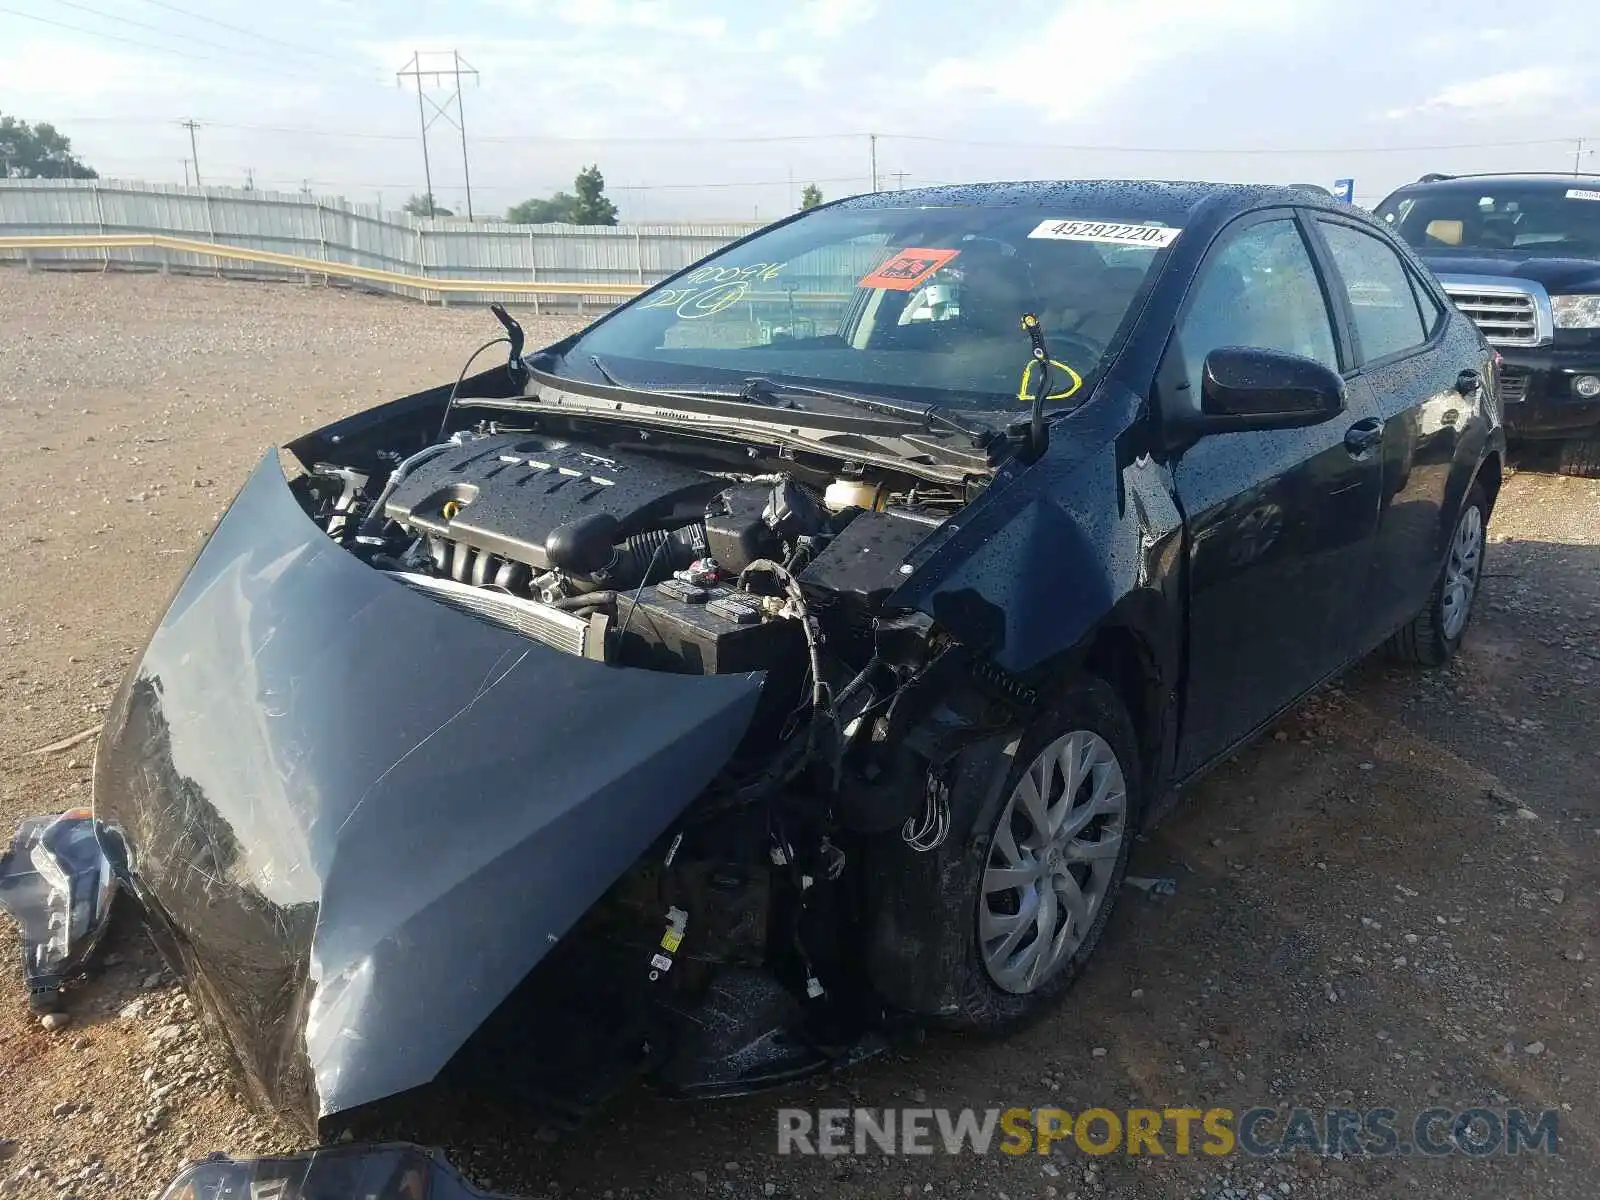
[1178,218,1340,401]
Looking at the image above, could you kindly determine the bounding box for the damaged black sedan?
[92,181,1504,1136]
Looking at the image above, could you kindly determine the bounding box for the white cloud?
[798,0,877,38]
[480,0,726,39]
[1385,66,1572,119]
[0,40,192,107]
[928,0,1310,123]
[754,0,877,50]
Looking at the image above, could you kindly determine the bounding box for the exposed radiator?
[385,571,606,660]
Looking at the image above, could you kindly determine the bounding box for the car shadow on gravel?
[319,623,1594,1199]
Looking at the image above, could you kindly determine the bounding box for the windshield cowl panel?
[557,206,1177,417]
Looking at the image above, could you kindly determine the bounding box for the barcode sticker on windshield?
[1028,219,1180,247]
[1567,189,1600,202]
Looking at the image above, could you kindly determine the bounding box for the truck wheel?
[1557,437,1600,478]
[939,676,1141,1034]
[1387,484,1488,667]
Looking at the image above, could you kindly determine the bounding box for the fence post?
[202,187,219,277]
[92,181,109,273]
[528,228,539,316]
[415,222,429,305]
[314,198,330,287]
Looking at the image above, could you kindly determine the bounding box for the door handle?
[1344,418,1384,454]
[1455,369,1481,395]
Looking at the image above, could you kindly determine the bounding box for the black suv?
[96,181,1504,1135]
[1377,173,1600,474]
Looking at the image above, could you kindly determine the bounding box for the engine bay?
[303,423,967,682]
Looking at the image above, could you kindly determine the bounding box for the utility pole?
[1577,138,1588,176]
[890,170,910,190]
[179,119,201,185]
[397,51,480,219]
[454,50,474,220]
[869,132,878,192]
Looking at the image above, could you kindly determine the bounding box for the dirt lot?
[0,269,1595,1200]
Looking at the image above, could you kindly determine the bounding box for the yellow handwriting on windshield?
[1016,357,1084,404]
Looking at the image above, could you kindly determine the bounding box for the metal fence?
[0,178,761,307]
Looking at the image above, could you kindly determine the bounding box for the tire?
[935,676,1143,1035]
[1386,484,1488,667]
[1557,437,1600,478]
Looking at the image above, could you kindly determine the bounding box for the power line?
[40,115,871,146]
[0,7,322,80]
[36,114,1599,158]
[49,0,305,61]
[128,0,348,63]
[882,133,1593,156]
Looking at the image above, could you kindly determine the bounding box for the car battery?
[614,582,803,677]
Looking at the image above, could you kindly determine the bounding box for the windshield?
[555,206,1177,412]
[1377,185,1600,256]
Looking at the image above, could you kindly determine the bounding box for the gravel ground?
[0,268,1595,1200]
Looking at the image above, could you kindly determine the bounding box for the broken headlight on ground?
[0,809,117,1012]
[159,1144,510,1200]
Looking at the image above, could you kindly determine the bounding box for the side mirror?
[1198,346,1346,433]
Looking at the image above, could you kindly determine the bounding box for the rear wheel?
[941,677,1141,1033]
[1557,436,1600,478]
[1386,484,1487,667]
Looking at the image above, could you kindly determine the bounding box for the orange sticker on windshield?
[859,247,960,291]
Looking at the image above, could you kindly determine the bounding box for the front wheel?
[1386,484,1488,667]
[941,677,1142,1033]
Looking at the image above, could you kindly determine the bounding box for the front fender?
[887,386,1183,680]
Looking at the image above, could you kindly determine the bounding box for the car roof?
[830,179,1341,225]
[1392,173,1600,193]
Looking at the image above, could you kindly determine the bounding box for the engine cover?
[385,433,723,571]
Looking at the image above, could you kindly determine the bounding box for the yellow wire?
[1016,356,1084,404]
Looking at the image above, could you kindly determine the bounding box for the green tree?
[800,183,823,210]
[507,192,578,224]
[571,164,618,225]
[403,192,453,218]
[0,114,97,179]
[507,166,619,226]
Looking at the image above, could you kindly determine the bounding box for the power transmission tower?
[396,51,480,219]
[180,159,191,186]
[179,119,202,185]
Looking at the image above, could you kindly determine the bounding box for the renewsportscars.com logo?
[777,1107,1559,1158]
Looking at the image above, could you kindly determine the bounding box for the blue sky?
[2,0,1598,220]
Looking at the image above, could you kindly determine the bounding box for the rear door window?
[1316,221,1429,363]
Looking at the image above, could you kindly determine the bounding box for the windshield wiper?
[722,377,1000,448]
[583,358,997,448]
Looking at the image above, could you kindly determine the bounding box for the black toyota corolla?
[93,180,1504,1137]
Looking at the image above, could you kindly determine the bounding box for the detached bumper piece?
[159,1144,513,1200]
[0,809,117,1012]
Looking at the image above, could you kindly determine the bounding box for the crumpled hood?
[93,453,762,1130]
